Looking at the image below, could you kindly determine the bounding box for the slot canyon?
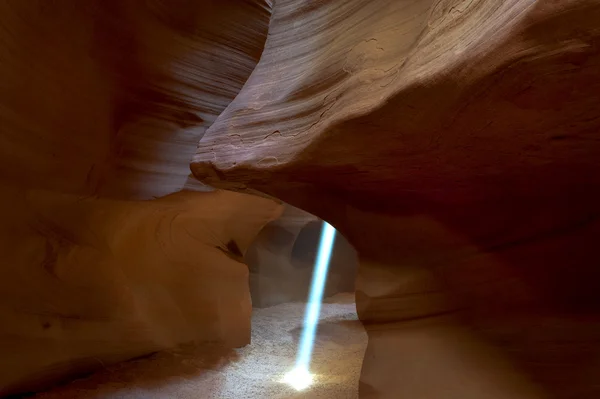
[1,0,600,398]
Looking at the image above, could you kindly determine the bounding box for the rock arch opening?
[246,205,358,308]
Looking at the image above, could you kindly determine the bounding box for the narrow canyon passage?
[32,294,366,399]
[2,1,600,398]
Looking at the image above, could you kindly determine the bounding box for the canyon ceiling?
[2,0,600,398]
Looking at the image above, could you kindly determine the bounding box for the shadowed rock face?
[0,0,280,396]
[0,0,271,199]
[191,0,600,397]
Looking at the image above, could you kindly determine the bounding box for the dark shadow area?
[290,220,322,268]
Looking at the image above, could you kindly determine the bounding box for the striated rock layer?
[192,0,600,397]
[0,0,278,396]
[0,0,271,199]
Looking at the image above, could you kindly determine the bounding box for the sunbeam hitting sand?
[34,294,366,399]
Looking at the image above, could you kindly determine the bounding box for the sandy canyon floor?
[34,293,366,399]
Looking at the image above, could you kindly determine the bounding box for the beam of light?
[282,366,313,391]
[282,221,336,391]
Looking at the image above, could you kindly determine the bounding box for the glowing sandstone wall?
[0,189,281,396]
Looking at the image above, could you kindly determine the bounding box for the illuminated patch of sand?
[35,293,366,399]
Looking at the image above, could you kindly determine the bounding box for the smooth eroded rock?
[0,188,281,396]
[192,0,600,397]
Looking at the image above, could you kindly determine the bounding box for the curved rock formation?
[3,0,600,397]
[1,0,270,199]
[0,188,281,397]
[0,0,280,396]
[246,204,357,308]
[192,0,600,397]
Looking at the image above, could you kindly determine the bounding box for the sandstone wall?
[0,189,280,396]
[192,1,600,397]
[0,0,277,395]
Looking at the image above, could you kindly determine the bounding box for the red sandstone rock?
[0,0,278,396]
[2,0,600,397]
[0,0,270,199]
[192,0,600,397]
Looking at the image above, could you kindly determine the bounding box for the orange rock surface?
[0,1,280,396]
[2,0,600,397]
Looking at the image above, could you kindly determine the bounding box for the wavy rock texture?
[0,0,271,199]
[192,0,600,398]
[0,0,279,396]
[246,204,357,307]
